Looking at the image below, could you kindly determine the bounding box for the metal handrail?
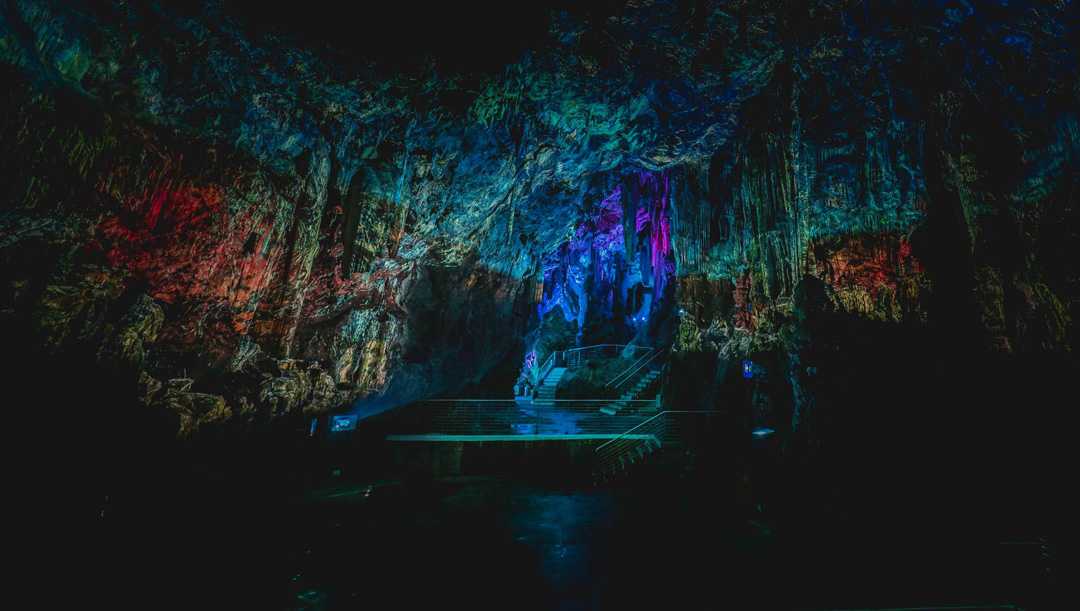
[538,352,556,382]
[594,410,718,478]
[389,399,661,437]
[563,344,650,369]
[428,399,660,403]
[536,344,652,373]
[595,409,712,451]
[595,411,666,452]
[561,343,650,355]
[606,347,666,390]
[605,349,653,388]
[594,413,669,476]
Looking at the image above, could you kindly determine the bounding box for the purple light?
[539,173,675,333]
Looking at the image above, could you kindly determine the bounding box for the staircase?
[594,436,662,484]
[534,367,567,406]
[600,368,661,415]
[593,410,720,485]
[593,411,666,483]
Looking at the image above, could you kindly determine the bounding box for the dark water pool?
[278,475,1049,610]
[81,441,1055,610]
[286,477,759,610]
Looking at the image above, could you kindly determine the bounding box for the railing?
[537,344,652,382]
[594,410,720,480]
[606,347,666,390]
[538,352,557,383]
[389,399,664,437]
[560,344,651,368]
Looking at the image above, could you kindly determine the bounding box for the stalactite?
[4,0,1076,438]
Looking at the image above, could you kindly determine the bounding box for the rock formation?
[2,1,1076,442]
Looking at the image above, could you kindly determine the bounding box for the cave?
[4,1,1072,609]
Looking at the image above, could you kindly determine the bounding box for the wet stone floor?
[86,444,1052,610]
[281,475,1045,610]
[286,477,758,610]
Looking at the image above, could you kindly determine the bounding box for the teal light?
[331,414,358,432]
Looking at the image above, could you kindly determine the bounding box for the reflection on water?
[286,474,1046,610]
[290,479,628,610]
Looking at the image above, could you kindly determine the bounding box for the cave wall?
[2,1,1077,445]
[531,171,678,357]
[0,70,539,435]
[669,0,1078,354]
[2,0,786,437]
[662,1,1079,485]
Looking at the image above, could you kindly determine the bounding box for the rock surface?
[1,1,1077,438]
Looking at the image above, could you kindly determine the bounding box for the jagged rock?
[137,371,162,407]
[155,378,231,438]
[227,337,262,374]
[99,294,164,370]
[258,360,312,416]
[305,367,340,415]
[166,378,195,394]
[1,1,1076,435]
[32,266,127,353]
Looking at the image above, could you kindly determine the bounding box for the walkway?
[386,433,658,442]
[529,343,666,416]
[386,399,660,438]
[383,346,678,477]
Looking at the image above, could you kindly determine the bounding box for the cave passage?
[5,1,1072,609]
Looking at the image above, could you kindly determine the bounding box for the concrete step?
[536,367,567,400]
[601,401,629,415]
[601,366,663,415]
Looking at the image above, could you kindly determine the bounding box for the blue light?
[752,427,775,438]
[742,360,754,379]
[330,414,358,432]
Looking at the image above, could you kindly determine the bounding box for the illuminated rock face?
[1,2,1077,437]
[534,172,677,356]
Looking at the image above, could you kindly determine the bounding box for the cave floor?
[282,476,1040,611]
[384,433,656,441]
[85,421,1053,610]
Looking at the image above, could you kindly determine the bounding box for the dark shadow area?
[23,330,1063,609]
[2,1,1073,609]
